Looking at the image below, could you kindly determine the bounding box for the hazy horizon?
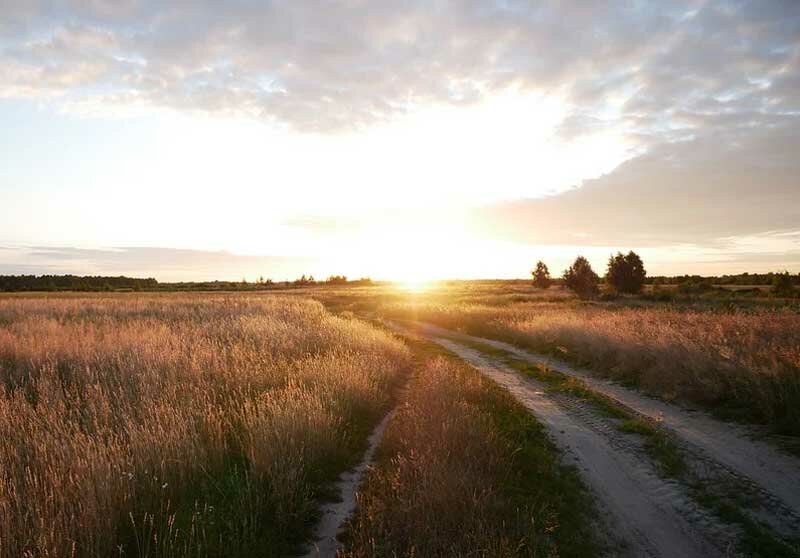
[2,1,799,281]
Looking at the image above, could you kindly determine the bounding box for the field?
[0,295,407,557]
[316,281,800,434]
[1,285,799,557]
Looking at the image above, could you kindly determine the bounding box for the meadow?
[0,294,408,557]
[2,284,799,557]
[314,282,800,435]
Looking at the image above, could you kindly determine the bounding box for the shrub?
[676,279,716,296]
[531,261,552,289]
[606,251,646,294]
[563,256,600,299]
[772,272,796,298]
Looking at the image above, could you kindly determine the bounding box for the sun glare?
[397,277,433,292]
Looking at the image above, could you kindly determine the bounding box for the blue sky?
[1,1,799,281]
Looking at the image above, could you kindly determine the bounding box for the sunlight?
[396,277,434,292]
[120,86,634,262]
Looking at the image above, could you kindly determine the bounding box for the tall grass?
[0,294,409,557]
[382,298,800,434]
[341,354,599,557]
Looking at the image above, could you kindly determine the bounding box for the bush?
[772,272,796,298]
[606,251,646,294]
[643,284,675,302]
[676,280,716,296]
[531,261,552,289]
[563,257,599,299]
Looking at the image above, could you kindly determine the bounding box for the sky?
[1,0,799,282]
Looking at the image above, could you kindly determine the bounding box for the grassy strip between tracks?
[451,335,800,558]
[339,330,603,558]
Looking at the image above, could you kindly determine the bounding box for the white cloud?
[1,1,797,138]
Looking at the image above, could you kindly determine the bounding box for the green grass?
[476,367,602,557]
[693,485,800,558]
[456,337,630,420]
[617,419,685,477]
[449,336,690,477]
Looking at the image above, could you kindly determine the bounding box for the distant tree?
[531,261,552,289]
[606,251,647,294]
[563,256,600,299]
[772,271,795,297]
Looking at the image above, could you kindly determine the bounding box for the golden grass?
[341,353,599,557]
[0,294,409,557]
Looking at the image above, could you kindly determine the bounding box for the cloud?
[283,215,362,233]
[474,119,800,247]
[1,0,798,139]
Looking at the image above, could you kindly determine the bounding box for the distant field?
[312,282,800,434]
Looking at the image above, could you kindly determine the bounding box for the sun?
[397,277,432,292]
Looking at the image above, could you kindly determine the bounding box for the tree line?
[0,275,158,292]
[531,254,798,299]
[649,272,800,286]
[0,274,373,292]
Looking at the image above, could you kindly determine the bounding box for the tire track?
[411,321,800,538]
[386,320,725,558]
[302,410,395,558]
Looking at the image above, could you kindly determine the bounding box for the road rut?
[407,321,800,536]
[386,320,728,558]
[302,410,394,558]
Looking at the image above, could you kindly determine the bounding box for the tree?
[772,271,795,297]
[606,251,646,294]
[531,261,551,289]
[563,256,600,299]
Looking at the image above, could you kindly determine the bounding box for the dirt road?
[409,321,800,534]
[386,320,800,557]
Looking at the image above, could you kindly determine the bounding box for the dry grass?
[381,294,800,434]
[341,351,599,558]
[0,294,409,557]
